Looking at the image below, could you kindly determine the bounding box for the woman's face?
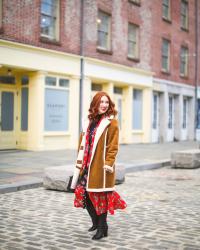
[98,95,109,114]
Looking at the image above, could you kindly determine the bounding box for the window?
[162,0,171,21]
[40,0,60,40]
[168,96,173,129]
[97,10,111,50]
[152,94,158,129]
[132,89,143,130]
[91,83,102,92]
[45,76,56,86]
[197,100,200,129]
[180,46,188,77]
[114,87,123,94]
[21,88,29,131]
[44,76,70,131]
[21,76,29,131]
[183,98,187,129]
[162,39,170,72]
[128,23,139,60]
[181,0,189,30]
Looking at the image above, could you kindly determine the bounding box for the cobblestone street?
[1,166,200,250]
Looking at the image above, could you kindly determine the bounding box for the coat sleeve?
[77,132,83,153]
[105,119,119,168]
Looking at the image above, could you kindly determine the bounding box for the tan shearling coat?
[71,116,119,192]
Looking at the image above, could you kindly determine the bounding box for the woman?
[71,91,127,240]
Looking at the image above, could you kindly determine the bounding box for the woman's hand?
[103,165,113,173]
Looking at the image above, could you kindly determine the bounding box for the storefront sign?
[45,89,69,131]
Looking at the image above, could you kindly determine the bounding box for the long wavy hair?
[88,91,118,120]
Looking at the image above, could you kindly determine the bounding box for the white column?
[82,77,92,120]
[103,82,114,100]
[159,90,168,142]
[121,86,132,143]
[174,94,182,141]
[188,97,195,140]
[69,75,80,149]
[142,88,152,143]
[27,71,45,150]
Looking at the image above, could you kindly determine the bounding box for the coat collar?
[82,115,114,133]
[82,115,114,170]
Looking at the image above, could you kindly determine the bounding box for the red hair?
[88,91,117,120]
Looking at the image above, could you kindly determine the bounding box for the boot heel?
[104,228,108,237]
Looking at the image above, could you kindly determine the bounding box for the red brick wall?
[0,0,81,55]
[149,0,196,86]
[0,0,197,86]
[197,0,200,87]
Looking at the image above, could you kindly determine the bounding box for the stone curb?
[0,179,43,194]
[124,159,170,173]
[0,160,170,194]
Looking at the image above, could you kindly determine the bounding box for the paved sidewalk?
[0,140,199,193]
[0,166,200,250]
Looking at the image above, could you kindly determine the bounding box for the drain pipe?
[79,0,84,134]
[194,0,199,141]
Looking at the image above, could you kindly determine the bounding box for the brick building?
[0,0,199,151]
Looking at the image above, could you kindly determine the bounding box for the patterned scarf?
[81,115,104,172]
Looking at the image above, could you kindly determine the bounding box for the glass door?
[0,89,17,149]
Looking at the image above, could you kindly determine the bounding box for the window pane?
[59,79,69,87]
[162,39,170,71]
[40,0,58,38]
[168,96,173,129]
[97,10,110,49]
[21,88,29,131]
[114,87,123,94]
[197,99,200,129]
[45,89,69,131]
[180,47,188,76]
[1,92,14,131]
[91,83,102,91]
[21,76,29,86]
[183,99,187,128]
[153,94,158,129]
[162,0,170,19]
[132,89,142,129]
[45,76,56,86]
[128,24,139,58]
[0,76,15,84]
[98,31,107,48]
[181,0,188,29]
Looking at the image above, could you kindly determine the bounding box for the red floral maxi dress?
[74,115,127,215]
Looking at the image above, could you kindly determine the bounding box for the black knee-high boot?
[92,212,108,240]
[85,193,98,232]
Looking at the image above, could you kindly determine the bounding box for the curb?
[125,159,170,173]
[0,160,170,194]
[0,179,43,194]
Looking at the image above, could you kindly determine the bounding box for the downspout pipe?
[194,0,199,140]
[79,0,84,134]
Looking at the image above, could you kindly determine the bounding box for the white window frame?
[128,23,139,60]
[180,46,189,77]
[40,0,60,40]
[44,75,70,134]
[132,89,143,130]
[181,0,189,30]
[97,10,111,51]
[168,96,173,129]
[162,39,170,72]
[183,98,187,129]
[162,0,171,21]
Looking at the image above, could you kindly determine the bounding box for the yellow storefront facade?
[0,40,153,151]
